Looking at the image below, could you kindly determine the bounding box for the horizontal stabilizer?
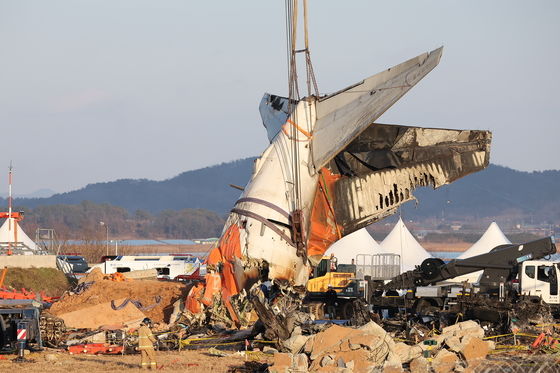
[311,47,443,170]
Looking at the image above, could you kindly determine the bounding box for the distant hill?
[0,188,56,199]
[6,158,255,214]
[3,158,559,223]
[402,165,560,222]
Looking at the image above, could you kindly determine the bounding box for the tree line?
[17,201,225,241]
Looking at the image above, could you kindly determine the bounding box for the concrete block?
[432,349,458,373]
[409,357,430,373]
[460,337,489,368]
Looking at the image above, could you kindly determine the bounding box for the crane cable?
[303,0,319,98]
[284,0,320,213]
[285,0,302,213]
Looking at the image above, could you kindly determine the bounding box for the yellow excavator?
[307,256,356,291]
[305,254,396,319]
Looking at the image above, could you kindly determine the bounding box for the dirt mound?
[57,298,146,329]
[50,278,187,324]
[2,267,71,296]
[77,267,104,284]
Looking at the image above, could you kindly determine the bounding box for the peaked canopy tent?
[457,222,511,259]
[447,222,511,284]
[325,228,381,265]
[379,218,432,273]
[0,217,40,252]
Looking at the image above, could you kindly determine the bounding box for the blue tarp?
[312,319,350,326]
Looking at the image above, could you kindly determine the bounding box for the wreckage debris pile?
[49,268,187,328]
[269,320,495,373]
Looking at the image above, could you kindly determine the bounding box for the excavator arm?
[385,237,556,290]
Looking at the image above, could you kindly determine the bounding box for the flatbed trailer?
[372,237,559,322]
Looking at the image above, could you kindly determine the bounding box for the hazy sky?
[1,1,558,194]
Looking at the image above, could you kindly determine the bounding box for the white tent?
[325,228,381,265]
[379,218,432,273]
[457,222,511,259]
[0,218,40,252]
[448,222,511,284]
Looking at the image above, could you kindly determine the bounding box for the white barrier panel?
[0,255,57,268]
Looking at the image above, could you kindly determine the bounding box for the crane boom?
[385,237,556,290]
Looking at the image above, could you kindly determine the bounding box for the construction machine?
[305,254,400,319]
[0,300,43,354]
[0,299,66,354]
[374,237,559,323]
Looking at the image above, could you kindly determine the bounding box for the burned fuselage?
[193,47,492,326]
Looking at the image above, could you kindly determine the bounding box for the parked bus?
[89,254,206,280]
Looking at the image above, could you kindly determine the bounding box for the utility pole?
[7,162,13,255]
[111,239,120,256]
[99,221,109,256]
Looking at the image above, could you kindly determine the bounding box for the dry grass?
[1,348,557,372]
[422,241,471,252]
[2,268,71,297]
[0,349,271,373]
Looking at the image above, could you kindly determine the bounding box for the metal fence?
[355,253,401,280]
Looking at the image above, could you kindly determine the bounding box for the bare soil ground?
[49,274,188,324]
[0,349,271,373]
[422,240,560,253]
[422,241,471,252]
[1,349,558,373]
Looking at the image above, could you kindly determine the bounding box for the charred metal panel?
[331,124,491,234]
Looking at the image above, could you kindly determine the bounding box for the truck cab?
[520,260,560,306]
[57,255,89,273]
[307,256,358,295]
[305,255,364,319]
[305,254,401,319]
